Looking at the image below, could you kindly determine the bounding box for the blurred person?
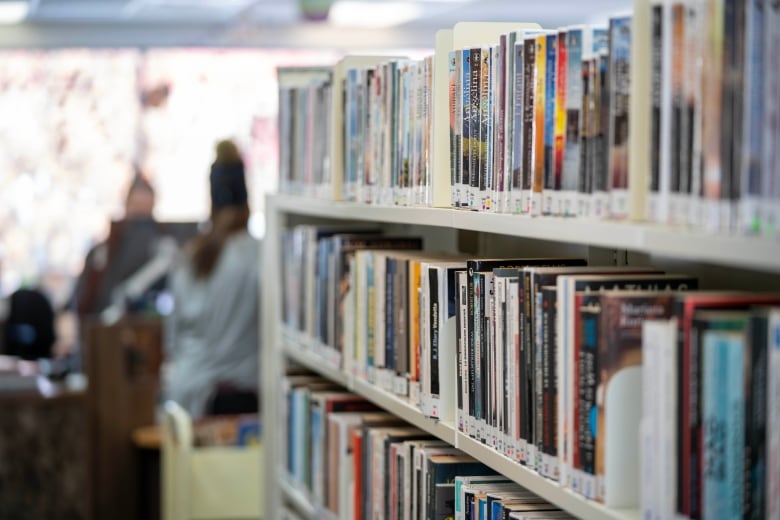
[71,173,159,319]
[55,172,168,363]
[164,139,260,419]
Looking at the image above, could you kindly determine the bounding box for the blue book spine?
[702,329,745,518]
[544,33,558,214]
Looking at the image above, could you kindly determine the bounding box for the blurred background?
[0,0,632,305]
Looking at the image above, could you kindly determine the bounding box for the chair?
[161,401,263,520]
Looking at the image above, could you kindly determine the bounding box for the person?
[71,173,161,319]
[164,139,260,419]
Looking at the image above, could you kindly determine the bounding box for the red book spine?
[353,430,363,520]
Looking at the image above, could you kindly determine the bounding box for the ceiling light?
[328,0,423,28]
[0,1,28,24]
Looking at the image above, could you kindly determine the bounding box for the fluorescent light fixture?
[0,1,28,24]
[328,0,423,28]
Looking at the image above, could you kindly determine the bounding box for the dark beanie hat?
[210,140,248,211]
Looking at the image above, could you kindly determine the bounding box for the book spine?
[533,283,545,471]
[540,286,557,480]
[532,35,547,216]
[700,0,726,233]
[499,35,511,214]
[495,41,506,214]
[467,266,477,436]
[608,16,632,219]
[763,0,780,236]
[747,314,768,518]
[519,271,531,464]
[738,0,764,234]
[554,29,568,217]
[457,271,468,433]
[648,3,664,222]
[578,59,592,218]
[508,276,521,462]
[480,46,492,211]
[461,50,472,209]
[469,48,482,210]
[641,321,661,519]
[522,38,536,215]
[578,303,599,499]
[702,330,745,518]
[543,33,558,216]
[450,51,461,208]
[510,39,525,214]
[429,267,440,402]
[768,311,780,518]
[562,28,583,217]
[592,52,609,219]
[495,275,506,454]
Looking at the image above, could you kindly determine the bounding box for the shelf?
[281,328,457,445]
[351,378,457,445]
[283,329,350,388]
[268,193,780,274]
[454,434,640,520]
[280,327,638,520]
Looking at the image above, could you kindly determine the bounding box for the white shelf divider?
[279,473,317,520]
[269,194,780,274]
[280,327,638,520]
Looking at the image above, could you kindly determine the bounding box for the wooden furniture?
[83,317,163,520]
[0,383,90,519]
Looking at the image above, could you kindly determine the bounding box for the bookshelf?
[262,194,780,520]
[263,7,780,519]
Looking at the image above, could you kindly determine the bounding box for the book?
[673,292,780,518]
[557,273,697,492]
[702,328,746,518]
[420,260,466,420]
[640,318,678,520]
[607,16,632,219]
[596,290,682,507]
[560,26,591,217]
[767,308,780,518]
[542,32,558,216]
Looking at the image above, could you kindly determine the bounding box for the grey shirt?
[164,231,260,418]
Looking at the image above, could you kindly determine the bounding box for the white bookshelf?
[262,194,780,520]
[260,193,780,520]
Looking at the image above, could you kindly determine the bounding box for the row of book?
[280,224,780,515]
[282,374,576,520]
[277,3,780,236]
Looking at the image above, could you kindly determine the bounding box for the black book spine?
[541,286,558,459]
[747,314,768,519]
[578,299,600,477]
[523,271,534,457]
[430,267,441,397]
[517,273,527,458]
